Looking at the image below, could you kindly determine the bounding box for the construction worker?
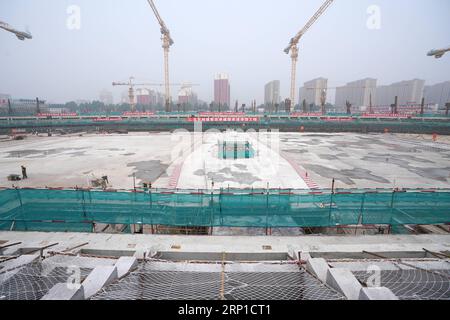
[21,165,27,179]
[101,175,108,189]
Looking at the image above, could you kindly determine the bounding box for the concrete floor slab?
[1,232,449,259]
[1,132,448,190]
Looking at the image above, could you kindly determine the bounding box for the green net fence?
[0,188,449,232]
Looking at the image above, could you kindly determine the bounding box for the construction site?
[1,0,449,303]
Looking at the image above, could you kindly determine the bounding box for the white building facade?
[423,81,450,109]
[334,78,377,109]
[264,80,280,106]
[375,79,425,107]
[298,78,328,107]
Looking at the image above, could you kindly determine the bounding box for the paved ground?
[277,132,450,189]
[0,131,449,190]
[1,231,449,257]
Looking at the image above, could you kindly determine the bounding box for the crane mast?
[147,0,174,112]
[284,0,334,106]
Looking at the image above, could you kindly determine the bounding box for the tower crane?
[284,0,334,106]
[112,77,155,112]
[146,0,174,112]
[427,46,450,59]
[112,77,199,111]
[0,20,32,40]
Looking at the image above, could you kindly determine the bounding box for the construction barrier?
[0,188,449,233]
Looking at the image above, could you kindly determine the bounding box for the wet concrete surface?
[233,164,247,170]
[6,148,86,158]
[127,160,169,182]
[0,132,449,190]
[194,168,262,185]
[279,133,450,189]
[361,155,431,166]
[0,133,179,189]
[282,149,308,154]
[302,164,390,185]
[317,154,339,160]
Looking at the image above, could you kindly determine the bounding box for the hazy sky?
[1,0,449,104]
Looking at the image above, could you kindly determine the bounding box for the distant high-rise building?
[299,78,328,106]
[0,93,11,107]
[99,89,113,105]
[214,73,230,108]
[136,93,152,105]
[375,79,425,106]
[264,80,280,106]
[178,84,198,107]
[75,99,91,105]
[120,91,129,104]
[423,81,450,109]
[335,78,377,108]
[1,98,48,115]
[136,89,161,106]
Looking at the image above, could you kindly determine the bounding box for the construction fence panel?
[0,188,449,232]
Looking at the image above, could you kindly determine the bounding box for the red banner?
[37,113,77,117]
[361,113,410,119]
[92,117,122,122]
[290,112,323,117]
[321,117,354,122]
[122,112,155,116]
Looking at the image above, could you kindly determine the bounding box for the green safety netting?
[0,188,449,233]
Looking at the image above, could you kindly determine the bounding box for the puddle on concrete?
[317,154,339,160]
[360,154,449,181]
[282,149,308,154]
[219,168,232,175]
[336,153,350,157]
[5,148,86,158]
[194,169,206,176]
[233,164,247,170]
[207,171,262,184]
[67,151,87,157]
[330,141,377,150]
[127,160,169,182]
[298,139,323,146]
[406,167,450,182]
[195,168,261,184]
[362,154,434,164]
[302,164,390,185]
[303,134,340,138]
[100,148,125,151]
